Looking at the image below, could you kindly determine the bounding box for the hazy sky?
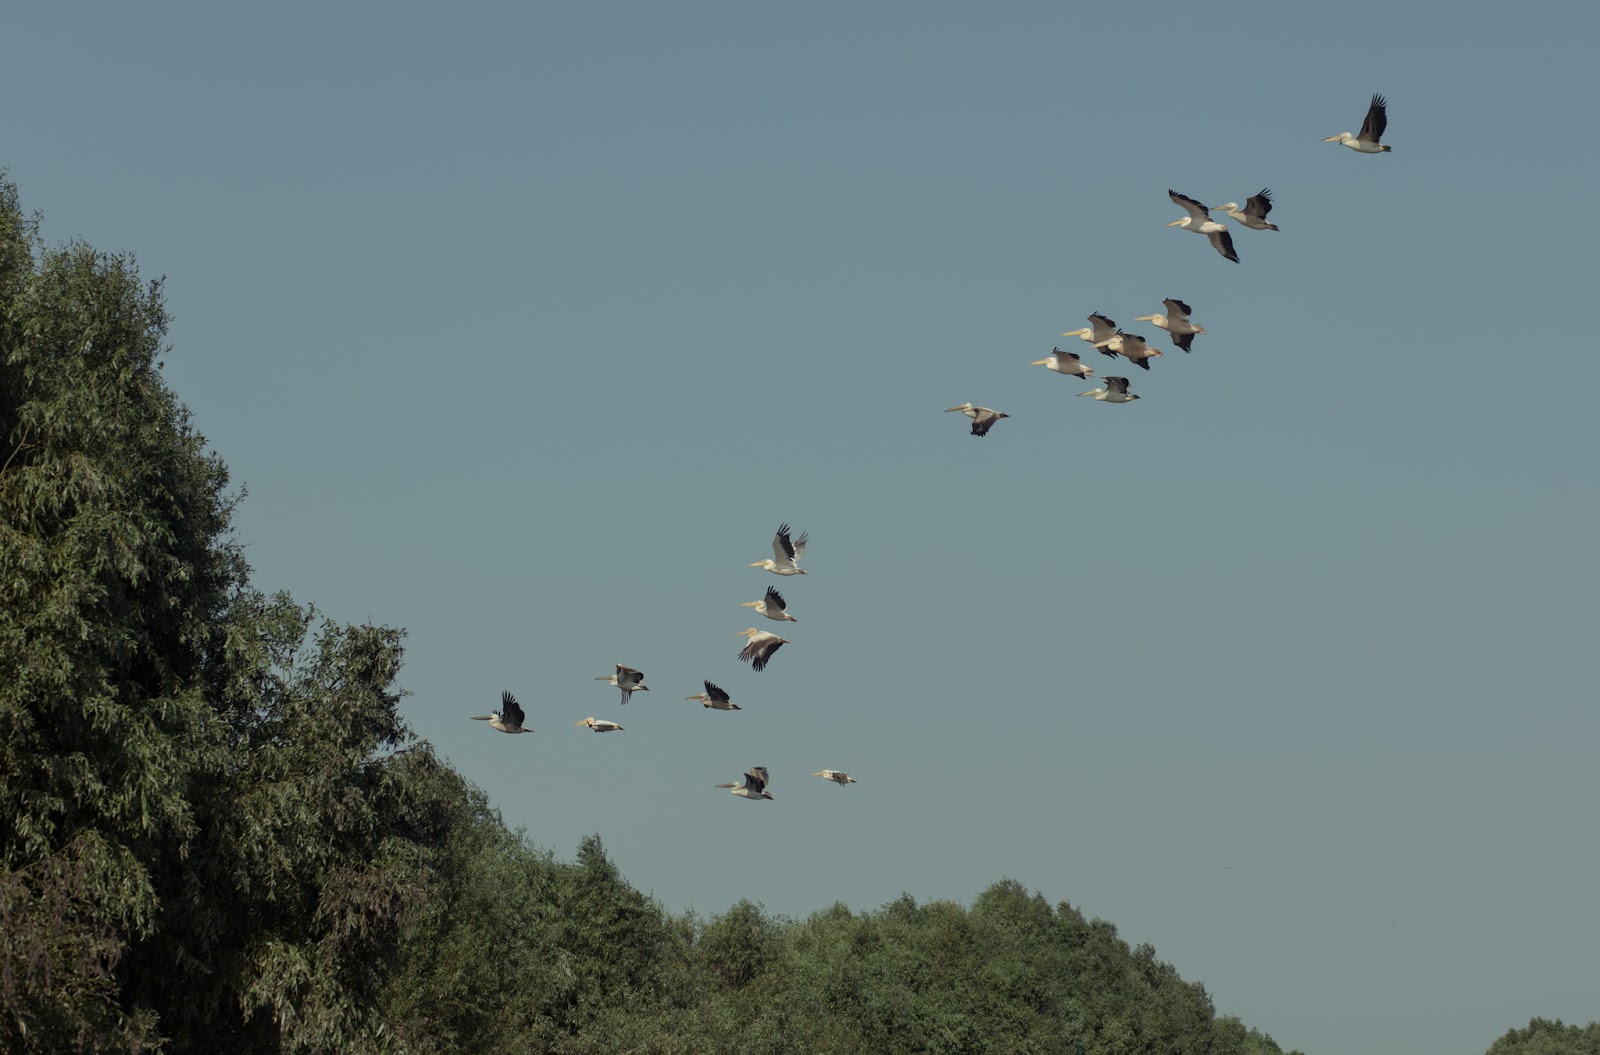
[6,2,1598,1052]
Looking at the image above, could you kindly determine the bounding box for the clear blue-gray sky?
[6,2,1598,1052]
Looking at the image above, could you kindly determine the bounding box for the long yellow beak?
[1029,359,1049,366]
[1165,219,1184,227]
[739,601,759,607]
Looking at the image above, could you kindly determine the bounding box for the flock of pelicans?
[470,524,854,800]
[943,93,1393,436]
[471,92,1397,800]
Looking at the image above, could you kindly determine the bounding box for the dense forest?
[0,174,1584,1054]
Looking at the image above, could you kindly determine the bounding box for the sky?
[5,1,1599,1052]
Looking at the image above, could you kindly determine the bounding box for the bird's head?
[1029,357,1052,366]
[739,600,761,608]
[944,404,972,413]
[1061,327,1091,339]
[1212,203,1239,213]
[1134,314,1158,323]
[1322,133,1352,143]
[1165,218,1189,228]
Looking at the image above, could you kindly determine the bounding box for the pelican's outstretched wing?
[1360,94,1388,144]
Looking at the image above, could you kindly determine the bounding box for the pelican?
[1107,332,1161,371]
[595,663,649,704]
[945,403,1011,437]
[687,680,741,710]
[1324,94,1392,152]
[1166,190,1239,263]
[749,523,808,576]
[716,766,774,801]
[1062,313,1122,357]
[1030,346,1095,379]
[812,770,859,787]
[1212,189,1278,231]
[1077,376,1140,403]
[1135,299,1205,353]
[574,717,625,732]
[736,627,790,672]
[740,584,797,622]
[470,690,533,734]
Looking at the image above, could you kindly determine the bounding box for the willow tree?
[0,173,449,1054]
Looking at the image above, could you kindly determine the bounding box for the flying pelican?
[740,584,797,622]
[1107,332,1162,371]
[1324,94,1392,152]
[749,523,808,576]
[1167,190,1239,263]
[736,627,790,672]
[1030,346,1095,379]
[945,403,1011,437]
[470,690,532,734]
[812,770,859,787]
[1212,189,1279,231]
[716,766,774,801]
[687,680,741,710]
[595,664,649,704]
[1135,299,1205,353]
[1062,313,1122,357]
[574,717,625,732]
[1077,376,1140,403]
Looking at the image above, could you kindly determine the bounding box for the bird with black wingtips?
[716,766,774,800]
[944,403,1011,437]
[596,663,649,704]
[1077,376,1141,403]
[740,584,797,622]
[687,680,741,710]
[736,627,790,672]
[1135,299,1206,353]
[1213,189,1279,231]
[471,690,533,734]
[1167,190,1240,263]
[1062,313,1123,358]
[1324,94,1392,152]
[1030,346,1096,379]
[749,523,809,575]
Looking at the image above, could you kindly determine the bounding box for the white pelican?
[1212,189,1278,231]
[1324,94,1392,153]
[1077,376,1140,403]
[740,584,797,622]
[595,663,649,705]
[812,770,858,787]
[1135,299,1205,353]
[749,523,808,576]
[736,627,790,672]
[1062,313,1122,358]
[716,766,774,801]
[574,717,625,732]
[945,403,1011,437]
[470,690,532,734]
[1030,346,1095,379]
[1167,190,1239,263]
[1108,332,1161,371]
[687,680,740,710]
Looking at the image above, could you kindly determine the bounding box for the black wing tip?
[1371,93,1387,108]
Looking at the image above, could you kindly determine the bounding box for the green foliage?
[1484,1019,1600,1055]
